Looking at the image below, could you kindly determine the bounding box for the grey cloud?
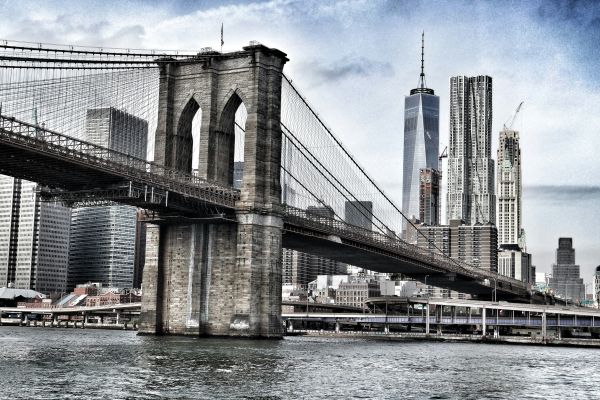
[8,15,143,49]
[535,0,597,22]
[9,16,110,44]
[303,57,394,86]
[524,185,600,202]
[534,0,600,33]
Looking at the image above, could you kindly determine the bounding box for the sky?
[1,0,599,284]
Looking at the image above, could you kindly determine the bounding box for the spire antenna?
[420,31,426,89]
[410,31,434,95]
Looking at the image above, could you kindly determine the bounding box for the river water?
[0,327,597,399]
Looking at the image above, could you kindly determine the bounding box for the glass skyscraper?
[68,108,148,289]
[402,34,439,229]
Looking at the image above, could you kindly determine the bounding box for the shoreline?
[0,321,136,331]
[287,330,600,349]
[3,324,600,348]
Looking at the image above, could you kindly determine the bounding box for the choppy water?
[0,327,598,399]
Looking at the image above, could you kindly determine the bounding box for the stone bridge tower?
[139,44,288,338]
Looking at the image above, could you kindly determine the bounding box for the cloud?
[535,0,600,22]
[5,16,111,45]
[301,57,395,87]
[1,13,146,49]
[524,185,600,198]
[525,185,600,202]
[533,0,600,81]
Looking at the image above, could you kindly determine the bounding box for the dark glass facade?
[402,93,439,223]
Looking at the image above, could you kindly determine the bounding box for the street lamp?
[424,275,430,299]
[485,278,497,303]
[582,283,593,307]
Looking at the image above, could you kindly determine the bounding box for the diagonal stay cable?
[280,121,399,239]
[282,75,468,272]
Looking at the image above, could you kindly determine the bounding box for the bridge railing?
[283,205,526,292]
[0,115,240,208]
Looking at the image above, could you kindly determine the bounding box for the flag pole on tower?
[221,23,224,53]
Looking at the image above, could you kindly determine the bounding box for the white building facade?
[496,128,532,282]
[0,175,71,294]
[497,129,523,247]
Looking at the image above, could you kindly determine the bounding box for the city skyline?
[0,0,598,282]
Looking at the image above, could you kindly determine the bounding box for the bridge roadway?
[0,115,239,216]
[0,115,536,301]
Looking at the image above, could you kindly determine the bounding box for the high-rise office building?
[556,237,575,264]
[549,238,585,303]
[68,108,148,289]
[497,129,523,247]
[0,175,71,294]
[418,220,498,272]
[447,75,495,225]
[345,200,373,230]
[419,168,441,226]
[496,128,531,282]
[69,205,138,289]
[498,244,533,283]
[85,108,148,160]
[402,33,439,228]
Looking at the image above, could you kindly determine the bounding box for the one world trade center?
[402,33,439,233]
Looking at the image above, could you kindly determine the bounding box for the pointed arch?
[173,96,201,173]
[210,88,248,187]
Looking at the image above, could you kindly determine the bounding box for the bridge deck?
[0,115,239,215]
[283,206,532,300]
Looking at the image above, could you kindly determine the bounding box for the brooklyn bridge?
[0,40,546,338]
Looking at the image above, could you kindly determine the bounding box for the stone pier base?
[139,215,283,338]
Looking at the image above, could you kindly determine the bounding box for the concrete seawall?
[291,330,600,348]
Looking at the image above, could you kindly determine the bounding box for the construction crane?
[438,146,448,161]
[503,101,524,131]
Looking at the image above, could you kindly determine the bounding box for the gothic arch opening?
[191,107,203,174]
[174,97,201,173]
[215,91,246,188]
